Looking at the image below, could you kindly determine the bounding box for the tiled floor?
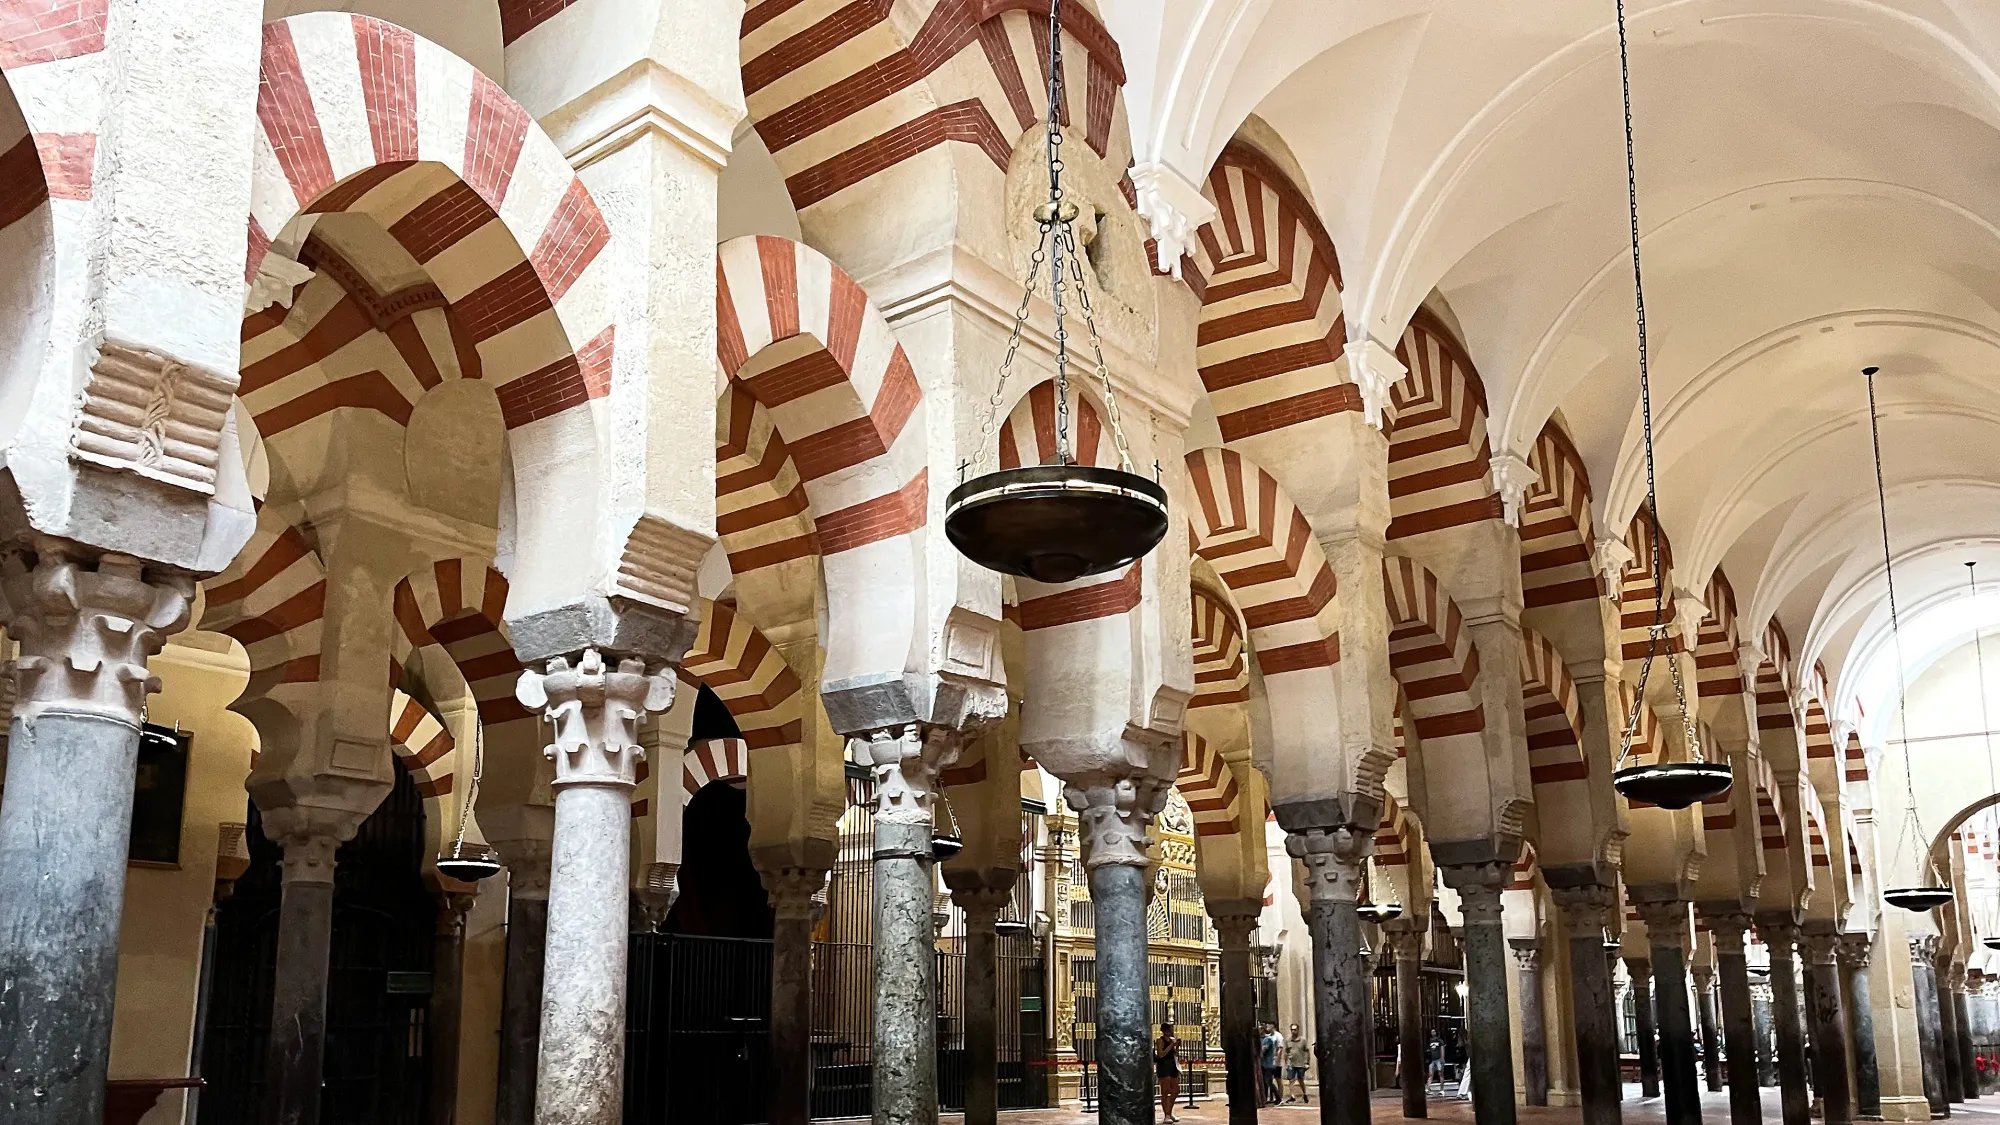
[936,1085,2000,1124]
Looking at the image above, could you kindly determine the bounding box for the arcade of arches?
[2,3,2000,1125]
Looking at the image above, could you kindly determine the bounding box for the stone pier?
[760,852,832,1125]
[1635,901,1701,1125]
[1514,939,1550,1107]
[1445,860,1518,1125]
[1838,935,1880,1120]
[952,880,1018,1125]
[1552,883,1623,1125]
[1072,774,1173,1125]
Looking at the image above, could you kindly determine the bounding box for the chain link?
[1063,222,1136,472]
[973,224,1051,476]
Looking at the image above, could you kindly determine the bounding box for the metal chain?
[1062,222,1137,472]
[1610,0,1700,770]
[451,716,484,859]
[1966,563,1998,846]
[973,224,1052,476]
[1867,367,1933,877]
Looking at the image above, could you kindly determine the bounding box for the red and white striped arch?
[1619,509,1679,664]
[1843,731,1870,786]
[248,14,619,435]
[715,234,926,686]
[1752,756,1788,854]
[998,380,1114,471]
[1754,623,1797,743]
[1178,731,1241,837]
[1190,586,1249,711]
[1507,845,1541,892]
[683,737,751,802]
[1382,554,1484,747]
[1185,447,1339,672]
[1520,421,1597,608]
[1374,796,1418,868]
[1520,624,1586,786]
[1613,679,1662,768]
[1802,690,1839,772]
[1695,571,1746,702]
[678,599,805,757]
[392,558,532,735]
[1386,313,1499,540]
[739,0,1130,212]
[1190,143,1349,444]
[389,688,455,800]
[202,520,327,708]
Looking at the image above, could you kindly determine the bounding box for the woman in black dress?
[1155,1021,1182,1123]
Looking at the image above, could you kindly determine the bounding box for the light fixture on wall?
[943,0,1167,584]
[1603,0,1731,811]
[437,720,502,883]
[1868,367,1954,913]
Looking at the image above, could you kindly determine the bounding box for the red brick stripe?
[578,325,614,398]
[31,132,91,200]
[456,260,555,342]
[390,181,496,263]
[1017,563,1144,631]
[785,100,1008,209]
[817,469,927,554]
[463,72,530,208]
[498,0,582,45]
[254,370,413,436]
[529,177,609,302]
[0,0,107,68]
[306,160,413,215]
[496,350,587,428]
[353,15,418,163]
[0,134,46,228]
[257,22,336,204]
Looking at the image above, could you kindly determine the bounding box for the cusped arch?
[247,13,628,626]
[715,233,926,688]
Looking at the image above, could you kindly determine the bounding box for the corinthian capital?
[516,648,677,789]
[1066,773,1172,869]
[850,723,972,825]
[0,539,193,724]
[1287,823,1373,905]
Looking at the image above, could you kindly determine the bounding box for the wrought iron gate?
[625,932,773,1124]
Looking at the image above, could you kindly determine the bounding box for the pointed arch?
[1189,141,1349,444]
[1520,420,1597,607]
[1386,311,1499,539]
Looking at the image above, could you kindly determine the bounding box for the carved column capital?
[1755,914,1800,956]
[1551,882,1618,933]
[276,831,342,886]
[1837,933,1874,970]
[437,891,476,936]
[1510,937,1542,969]
[1066,773,1172,869]
[1696,907,1752,955]
[1799,924,1843,967]
[952,885,1014,928]
[1440,861,1510,925]
[1692,965,1716,990]
[496,838,553,901]
[1634,899,1693,952]
[1208,911,1260,951]
[632,861,679,929]
[850,723,971,825]
[1625,957,1654,986]
[0,539,193,725]
[1287,822,1373,904]
[516,648,677,790]
[762,865,832,924]
[1910,934,1939,963]
[1386,926,1426,962]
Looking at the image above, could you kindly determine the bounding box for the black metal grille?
[625,932,773,1123]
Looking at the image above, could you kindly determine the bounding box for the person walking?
[1284,1023,1311,1103]
[1259,1023,1284,1106]
[1156,1021,1183,1124]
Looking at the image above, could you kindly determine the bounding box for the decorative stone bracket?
[1129,161,1219,280]
[1488,452,1539,528]
[1338,339,1406,431]
[516,648,677,790]
[70,339,238,498]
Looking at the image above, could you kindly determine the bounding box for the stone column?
[1911,937,1949,1117]
[495,844,550,1125]
[954,883,1017,1125]
[262,827,345,1125]
[1949,967,1978,1102]
[1699,909,1764,1125]
[1759,917,1812,1125]
[516,650,678,1125]
[1938,956,1966,1104]
[1629,959,1662,1099]
[1694,966,1723,1093]
[1838,935,1880,1120]
[1071,774,1172,1125]
[1551,884,1623,1125]
[1279,802,1376,1125]
[1210,906,1264,1125]
[1444,863,1518,1125]
[1513,939,1550,1107]
[430,892,475,1125]
[1753,985,1776,1088]
[1801,926,1855,1125]
[1389,927,1429,1119]
[1635,903,1701,1125]
[0,545,193,1125]
[761,859,831,1125]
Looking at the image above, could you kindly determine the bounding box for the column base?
[1878,1095,1934,1123]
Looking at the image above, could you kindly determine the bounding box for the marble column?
[1911,937,1949,1118]
[1752,985,1776,1088]
[1551,884,1623,1125]
[1759,917,1812,1125]
[263,828,346,1125]
[1278,801,1376,1125]
[0,546,192,1125]
[1211,907,1264,1125]
[954,883,1016,1125]
[1444,863,1518,1125]
[1938,956,1966,1104]
[1949,968,1978,1102]
[1694,966,1723,1093]
[1801,925,1854,1125]
[1698,909,1764,1125]
[516,649,678,1125]
[496,846,550,1125]
[430,892,475,1125]
[762,860,831,1125]
[1072,774,1172,1125]
[1635,902,1701,1125]
[1838,935,1880,1120]
[1629,959,1662,1099]
[1513,939,1550,1107]
[1389,927,1429,1119]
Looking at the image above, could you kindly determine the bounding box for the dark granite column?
[1697,909,1763,1125]
[954,882,1016,1125]
[1210,906,1264,1125]
[859,737,948,1125]
[430,892,474,1125]
[1276,798,1377,1125]
[1758,917,1811,1125]
[1444,862,1518,1125]
[1629,959,1662,1099]
[761,860,830,1125]
[1938,954,1966,1104]
[1513,939,1550,1107]
[1694,966,1723,1093]
[264,831,343,1125]
[1800,925,1854,1125]
[1912,936,1949,1118]
[1551,883,1622,1125]
[1076,775,1174,1125]
[1635,901,1701,1125]
[1753,984,1776,1088]
[0,550,191,1125]
[1837,935,1880,1120]
[1389,927,1429,1119]
[1950,970,1978,1103]
[496,849,549,1125]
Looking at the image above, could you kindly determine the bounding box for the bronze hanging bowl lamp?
[945,0,1167,583]
[931,792,965,861]
[1358,902,1404,924]
[437,717,502,883]
[1604,0,1730,812]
